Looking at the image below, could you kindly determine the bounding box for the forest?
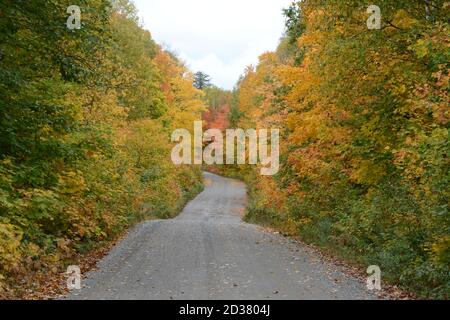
[0,0,448,300]
[0,0,205,297]
[213,1,449,299]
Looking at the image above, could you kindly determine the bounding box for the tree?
[224,0,449,299]
[0,0,206,295]
[193,71,211,90]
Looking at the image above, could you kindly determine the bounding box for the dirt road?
[68,172,375,300]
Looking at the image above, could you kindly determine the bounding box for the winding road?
[69,172,375,300]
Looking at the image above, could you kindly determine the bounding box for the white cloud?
[133,0,292,89]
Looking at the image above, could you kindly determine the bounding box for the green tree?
[193,71,211,90]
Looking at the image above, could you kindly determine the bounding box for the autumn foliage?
[225,1,449,298]
[202,87,232,132]
[0,0,204,294]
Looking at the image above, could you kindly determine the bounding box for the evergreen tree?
[193,71,211,90]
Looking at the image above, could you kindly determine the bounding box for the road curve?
[68,172,375,300]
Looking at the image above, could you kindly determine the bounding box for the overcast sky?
[133,0,293,90]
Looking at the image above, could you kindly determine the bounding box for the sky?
[133,0,293,90]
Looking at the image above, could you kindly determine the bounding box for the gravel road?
[68,172,376,300]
